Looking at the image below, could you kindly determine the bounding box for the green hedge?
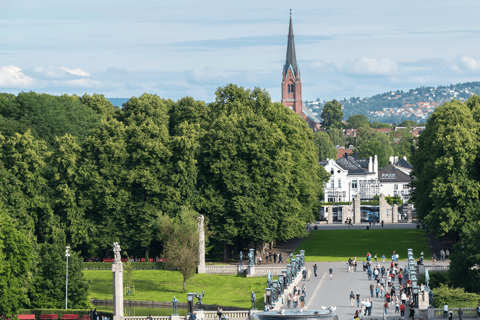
[18,309,114,320]
[83,262,166,270]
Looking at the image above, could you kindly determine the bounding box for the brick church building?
[281,13,321,131]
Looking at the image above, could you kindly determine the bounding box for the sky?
[1,0,480,102]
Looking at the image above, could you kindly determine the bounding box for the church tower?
[281,11,302,115]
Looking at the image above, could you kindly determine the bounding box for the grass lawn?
[84,270,266,309]
[295,229,431,262]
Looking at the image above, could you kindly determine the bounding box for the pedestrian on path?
[443,303,449,318]
[448,308,453,320]
[287,293,292,308]
[400,302,405,317]
[356,292,360,307]
[384,300,388,316]
[306,268,311,281]
[350,291,355,308]
[313,264,317,277]
[458,307,463,320]
[329,267,333,280]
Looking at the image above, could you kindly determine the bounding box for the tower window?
[288,84,295,94]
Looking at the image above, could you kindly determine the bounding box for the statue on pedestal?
[239,251,243,264]
[194,290,205,309]
[425,269,430,292]
[171,296,179,315]
[113,242,121,263]
[248,249,254,266]
[278,277,284,293]
[420,252,424,265]
[267,271,272,288]
[251,291,256,309]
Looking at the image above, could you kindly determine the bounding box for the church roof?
[284,13,298,78]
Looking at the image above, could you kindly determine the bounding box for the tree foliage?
[155,208,199,292]
[355,128,393,168]
[313,131,337,160]
[346,114,370,129]
[410,98,480,238]
[321,100,344,129]
[0,203,34,318]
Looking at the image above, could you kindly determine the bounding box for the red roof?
[337,148,353,159]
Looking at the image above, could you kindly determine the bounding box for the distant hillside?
[305,81,480,124]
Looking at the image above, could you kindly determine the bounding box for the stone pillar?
[197,215,206,274]
[112,243,123,320]
[353,195,361,224]
[246,249,256,277]
[327,205,333,224]
[379,194,388,223]
[407,205,413,222]
[392,204,398,223]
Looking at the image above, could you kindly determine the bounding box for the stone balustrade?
[204,265,285,276]
[205,265,239,274]
[432,308,477,318]
[425,265,449,272]
[125,310,253,320]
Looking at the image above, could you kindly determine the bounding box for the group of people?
[258,251,282,264]
[443,303,465,320]
[349,251,422,319]
[89,309,107,320]
[286,284,306,309]
[432,248,450,265]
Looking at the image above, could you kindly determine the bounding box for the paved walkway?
[281,260,450,319]
[307,223,418,230]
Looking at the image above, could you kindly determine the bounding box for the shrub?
[432,284,480,308]
[314,225,318,230]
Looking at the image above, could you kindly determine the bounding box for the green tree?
[398,120,417,128]
[1,92,100,147]
[321,100,344,129]
[410,98,480,238]
[313,131,337,160]
[0,203,34,318]
[79,93,118,119]
[355,128,393,168]
[389,129,414,159]
[346,114,370,129]
[155,207,200,292]
[28,229,89,309]
[198,85,326,259]
[327,128,345,147]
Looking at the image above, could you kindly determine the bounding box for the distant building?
[281,12,321,131]
[378,156,413,202]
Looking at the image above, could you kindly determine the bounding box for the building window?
[330,179,334,188]
[394,191,398,196]
[394,184,398,190]
[338,179,341,188]
[352,180,358,189]
[288,84,295,94]
[403,184,409,189]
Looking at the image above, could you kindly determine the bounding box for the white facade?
[322,155,380,202]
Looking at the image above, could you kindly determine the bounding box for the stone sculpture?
[113,242,121,263]
[239,251,243,263]
[425,269,430,292]
[251,291,256,309]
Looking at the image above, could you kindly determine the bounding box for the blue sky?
[1,0,480,102]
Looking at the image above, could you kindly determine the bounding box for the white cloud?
[60,67,90,77]
[453,56,480,73]
[338,57,398,76]
[0,65,34,88]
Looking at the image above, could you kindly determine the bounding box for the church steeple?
[281,10,302,116]
[284,10,298,78]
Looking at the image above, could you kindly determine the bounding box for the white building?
[320,153,380,202]
[378,156,413,202]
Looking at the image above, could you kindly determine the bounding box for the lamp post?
[65,246,70,309]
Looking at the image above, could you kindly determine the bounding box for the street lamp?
[65,246,70,309]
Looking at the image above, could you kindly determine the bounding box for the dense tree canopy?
[355,128,393,168]
[346,114,370,129]
[313,131,337,160]
[410,98,480,238]
[321,100,344,129]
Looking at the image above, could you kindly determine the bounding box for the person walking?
[400,302,405,317]
[313,263,318,277]
[356,292,360,307]
[370,283,374,298]
[409,301,415,319]
[443,303,449,318]
[329,267,333,280]
[384,300,388,316]
[350,291,355,308]
[287,293,292,308]
[458,307,463,320]
[395,297,400,314]
[448,308,453,320]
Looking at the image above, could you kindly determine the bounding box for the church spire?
[284,10,298,78]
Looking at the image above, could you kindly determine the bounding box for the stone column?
[197,215,206,274]
[353,195,361,224]
[327,205,333,224]
[112,243,123,320]
[379,194,388,223]
[392,204,399,223]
